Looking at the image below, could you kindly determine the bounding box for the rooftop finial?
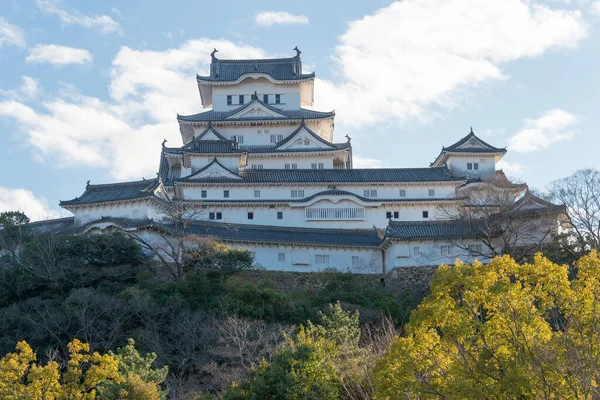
[86,180,90,188]
[162,139,167,148]
[293,46,301,58]
[211,48,218,62]
[345,134,351,143]
[470,126,474,134]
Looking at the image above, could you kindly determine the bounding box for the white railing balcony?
[305,207,365,220]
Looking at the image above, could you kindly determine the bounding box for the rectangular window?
[251,165,263,170]
[277,134,284,142]
[364,190,370,197]
[209,212,215,220]
[476,244,482,254]
[441,245,453,256]
[371,190,377,198]
[277,211,283,219]
[227,95,232,105]
[394,211,399,218]
[474,163,479,170]
[263,94,269,103]
[270,134,277,143]
[352,256,359,266]
[201,190,207,198]
[209,171,219,177]
[264,129,269,135]
[428,189,435,197]
[254,190,260,198]
[275,94,281,104]
[257,129,263,135]
[224,190,229,198]
[292,164,297,169]
[399,189,406,197]
[480,159,486,164]
[216,212,222,220]
[414,247,420,256]
[285,164,290,169]
[232,135,243,144]
[315,254,330,264]
[318,163,324,169]
[386,211,392,218]
[311,163,317,169]
[467,163,473,170]
[278,253,285,262]
[239,95,244,104]
[248,212,254,220]
[422,211,429,218]
[469,244,483,255]
[132,209,139,219]
[292,189,305,198]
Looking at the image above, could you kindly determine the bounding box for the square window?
[270,135,277,143]
[318,163,324,169]
[263,94,269,103]
[277,134,284,142]
[311,163,317,169]
[239,95,244,104]
[370,190,377,198]
[227,95,232,105]
[399,189,406,197]
[364,190,370,197]
[386,211,392,218]
[414,247,420,256]
[209,212,215,220]
[292,164,297,169]
[474,163,479,170]
[422,211,429,218]
[467,163,473,170]
[298,190,304,197]
[394,211,399,218]
[291,190,298,198]
[216,212,222,220]
[428,189,435,197]
[315,255,322,264]
[275,94,281,104]
[254,190,260,198]
[285,164,290,169]
[248,212,254,220]
[352,256,359,266]
[323,255,330,264]
[201,190,207,198]
[224,190,229,198]
[278,253,285,262]
[277,211,283,219]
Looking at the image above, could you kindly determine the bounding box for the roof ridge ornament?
[162,139,167,148]
[470,126,474,134]
[210,48,218,62]
[345,134,351,144]
[86,180,90,188]
[293,46,301,58]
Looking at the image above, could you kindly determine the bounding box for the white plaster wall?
[245,155,335,170]
[447,155,496,179]
[137,230,383,273]
[212,79,301,111]
[190,156,241,172]
[388,238,497,267]
[72,201,151,225]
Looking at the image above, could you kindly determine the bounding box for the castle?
[44,49,566,273]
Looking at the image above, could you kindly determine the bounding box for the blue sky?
[1,0,599,219]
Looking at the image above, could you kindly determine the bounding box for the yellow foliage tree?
[374,251,600,399]
[0,338,164,400]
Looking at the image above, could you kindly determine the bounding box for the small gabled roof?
[60,179,160,207]
[197,50,315,84]
[274,121,337,149]
[512,191,566,216]
[431,129,507,167]
[183,158,243,181]
[195,123,228,141]
[385,220,488,240]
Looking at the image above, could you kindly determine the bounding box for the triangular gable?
[513,192,559,212]
[455,136,490,150]
[275,123,336,150]
[185,158,243,181]
[226,99,287,120]
[444,131,506,152]
[194,124,228,141]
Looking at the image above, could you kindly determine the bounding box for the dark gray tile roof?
[165,141,242,155]
[176,167,464,184]
[178,99,334,123]
[27,217,76,235]
[242,143,350,154]
[197,53,314,83]
[385,220,487,240]
[60,179,160,207]
[167,221,382,247]
[443,130,506,153]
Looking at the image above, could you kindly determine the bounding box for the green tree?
[374,252,600,399]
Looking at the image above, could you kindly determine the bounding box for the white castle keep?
[42,48,566,273]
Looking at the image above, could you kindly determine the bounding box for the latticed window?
[305,208,365,220]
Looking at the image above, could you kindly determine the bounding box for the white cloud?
[26,44,92,66]
[0,187,60,221]
[0,40,266,180]
[508,109,578,153]
[313,0,587,127]
[255,11,309,26]
[496,160,524,177]
[0,17,26,48]
[0,76,39,101]
[353,156,383,169]
[36,0,122,35]
[590,1,600,14]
